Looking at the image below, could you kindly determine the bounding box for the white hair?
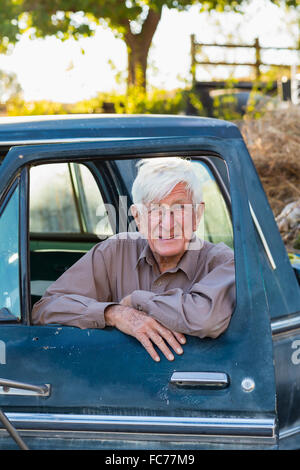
[131,157,203,206]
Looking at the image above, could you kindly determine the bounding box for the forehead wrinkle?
[155,200,191,207]
[155,183,192,202]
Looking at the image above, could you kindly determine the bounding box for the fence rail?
[191,35,300,82]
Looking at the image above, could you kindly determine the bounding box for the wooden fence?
[190,35,300,83]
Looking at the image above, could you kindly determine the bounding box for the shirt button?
[137,305,143,311]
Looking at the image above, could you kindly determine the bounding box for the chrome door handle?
[170,372,229,389]
[0,378,51,397]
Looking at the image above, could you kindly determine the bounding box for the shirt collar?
[136,241,157,268]
[136,234,203,281]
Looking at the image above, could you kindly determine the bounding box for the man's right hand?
[104,304,186,362]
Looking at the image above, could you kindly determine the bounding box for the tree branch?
[140,6,162,47]
[125,6,162,49]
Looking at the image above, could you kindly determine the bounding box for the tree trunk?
[125,8,162,90]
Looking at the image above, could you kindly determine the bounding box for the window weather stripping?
[249,202,276,270]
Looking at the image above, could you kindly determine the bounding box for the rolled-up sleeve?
[31,242,118,329]
[131,255,235,339]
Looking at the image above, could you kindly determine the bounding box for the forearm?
[130,288,218,337]
[130,261,236,339]
[31,242,118,329]
[104,304,127,326]
[32,293,118,329]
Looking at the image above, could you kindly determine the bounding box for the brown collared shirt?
[31,232,236,338]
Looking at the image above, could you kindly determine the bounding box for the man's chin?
[151,237,187,256]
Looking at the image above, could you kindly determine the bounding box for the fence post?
[254,37,261,80]
[191,34,196,85]
[291,64,300,105]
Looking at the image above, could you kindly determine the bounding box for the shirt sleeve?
[130,249,236,339]
[31,242,118,329]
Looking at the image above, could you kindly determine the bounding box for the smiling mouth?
[158,235,180,240]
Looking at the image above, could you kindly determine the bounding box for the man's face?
[133,182,204,260]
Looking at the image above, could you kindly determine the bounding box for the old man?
[32,157,235,362]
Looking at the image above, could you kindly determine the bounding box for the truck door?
[0,138,277,450]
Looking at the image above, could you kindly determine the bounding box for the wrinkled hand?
[104,304,186,362]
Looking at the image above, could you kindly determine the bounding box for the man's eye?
[172,205,186,212]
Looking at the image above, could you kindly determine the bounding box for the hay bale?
[239,105,300,250]
[241,105,300,215]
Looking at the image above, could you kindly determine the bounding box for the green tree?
[0,69,22,103]
[0,1,299,90]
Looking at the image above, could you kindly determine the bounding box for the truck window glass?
[30,163,80,233]
[0,186,21,319]
[72,163,113,237]
[30,163,113,237]
[29,162,113,303]
[192,161,233,249]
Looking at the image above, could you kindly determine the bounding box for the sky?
[0,0,299,103]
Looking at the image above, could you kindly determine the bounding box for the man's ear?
[193,202,205,231]
[130,204,141,230]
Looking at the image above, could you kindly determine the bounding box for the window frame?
[25,151,234,325]
[1,149,234,327]
[0,175,22,324]
[20,166,31,324]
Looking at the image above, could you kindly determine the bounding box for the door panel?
[0,139,277,447]
[0,324,274,416]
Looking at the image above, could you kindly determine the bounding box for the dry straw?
[241,104,300,217]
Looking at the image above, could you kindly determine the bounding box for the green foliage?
[212,93,243,120]
[211,79,244,120]
[0,69,22,103]
[2,0,295,43]
[0,0,22,52]
[5,87,187,116]
[187,92,205,116]
[6,96,69,115]
[294,235,300,250]
[243,79,280,120]
[4,79,283,121]
[115,87,185,114]
[186,73,284,121]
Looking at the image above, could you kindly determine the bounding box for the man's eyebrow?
[169,199,192,204]
[151,199,192,206]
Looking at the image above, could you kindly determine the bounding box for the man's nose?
[160,209,175,229]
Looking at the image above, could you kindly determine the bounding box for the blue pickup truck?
[0,114,299,450]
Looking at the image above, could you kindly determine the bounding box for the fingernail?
[177,348,183,354]
[155,356,160,362]
[168,354,174,361]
